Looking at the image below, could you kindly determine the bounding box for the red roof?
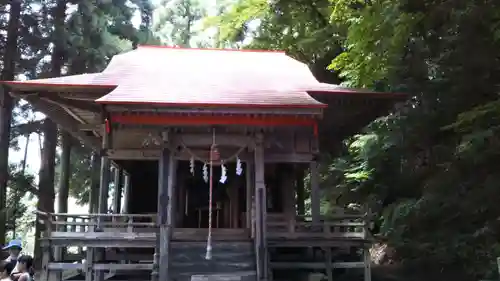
[2,46,393,108]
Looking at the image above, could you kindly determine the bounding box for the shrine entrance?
[176,161,247,229]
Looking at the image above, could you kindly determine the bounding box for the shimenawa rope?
[205,129,215,260]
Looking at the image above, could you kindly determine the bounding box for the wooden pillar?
[282,164,296,232]
[245,161,254,229]
[295,166,305,216]
[88,152,100,214]
[112,166,123,214]
[254,133,268,281]
[363,247,371,281]
[121,172,130,213]
[310,161,320,224]
[153,146,176,281]
[98,137,110,216]
[96,121,110,281]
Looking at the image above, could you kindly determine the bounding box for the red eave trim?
[308,89,408,98]
[1,81,116,88]
[111,114,318,127]
[98,100,327,109]
[137,45,285,53]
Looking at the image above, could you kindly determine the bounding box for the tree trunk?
[0,0,21,246]
[34,119,58,268]
[57,132,71,213]
[34,0,67,269]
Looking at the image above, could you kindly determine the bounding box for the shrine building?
[1,46,405,281]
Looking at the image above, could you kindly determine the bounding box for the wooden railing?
[36,212,159,281]
[38,211,370,242]
[36,212,158,249]
[37,211,371,281]
[38,212,157,234]
[266,213,370,240]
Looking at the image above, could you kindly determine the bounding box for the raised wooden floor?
[39,212,372,281]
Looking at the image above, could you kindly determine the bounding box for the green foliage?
[153,0,208,47]
[329,0,422,88]
[68,145,93,205]
[213,0,500,278]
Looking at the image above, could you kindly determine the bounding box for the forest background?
[1,0,500,280]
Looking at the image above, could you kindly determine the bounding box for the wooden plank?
[267,239,369,248]
[172,228,250,241]
[190,271,256,281]
[174,134,253,147]
[267,232,366,239]
[48,263,85,270]
[48,263,154,271]
[47,228,250,241]
[268,221,365,227]
[94,263,154,271]
[78,123,104,131]
[47,213,155,218]
[270,262,365,269]
[50,231,156,239]
[108,149,313,163]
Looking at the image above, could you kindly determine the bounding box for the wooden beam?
[41,95,101,113]
[173,134,253,147]
[78,123,103,131]
[107,149,314,163]
[22,96,100,149]
[106,104,322,116]
[113,130,313,152]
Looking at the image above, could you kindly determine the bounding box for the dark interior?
[117,160,288,227]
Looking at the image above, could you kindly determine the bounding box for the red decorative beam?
[110,114,318,127]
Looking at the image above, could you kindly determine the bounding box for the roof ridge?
[136,45,286,54]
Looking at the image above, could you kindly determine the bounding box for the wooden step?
[184,271,256,281]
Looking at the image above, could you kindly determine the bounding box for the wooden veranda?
[1,46,405,281]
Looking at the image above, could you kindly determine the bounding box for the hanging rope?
[205,129,216,260]
[179,140,247,164]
